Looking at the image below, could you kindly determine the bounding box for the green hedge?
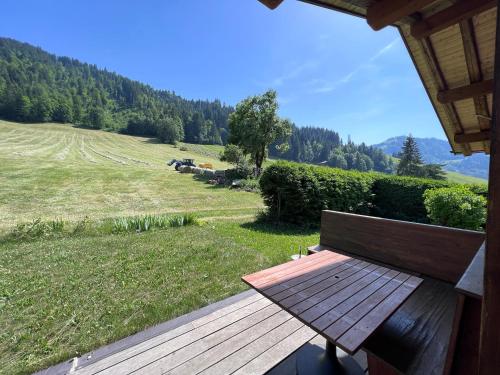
[259,161,374,224]
[259,161,487,226]
[372,175,451,223]
[424,186,486,230]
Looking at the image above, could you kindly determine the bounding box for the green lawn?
[0,220,319,375]
[0,121,263,231]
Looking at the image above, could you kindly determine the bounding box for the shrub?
[225,166,253,182]
[424,186,486,230]
[234,178,260,192]
[259,161,374,224]
[372,175,451,223]
[467,183,488,199]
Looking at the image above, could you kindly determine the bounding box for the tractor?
[167,158,196,171]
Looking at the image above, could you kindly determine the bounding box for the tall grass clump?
[7,218,65,240]
[111,213,198,233]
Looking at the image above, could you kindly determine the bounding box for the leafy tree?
[52,98,73,123]
[397,134,424,177]
[228,90,292,174]
[84,107,107,129]
[157,116,184,144]
[220,144,248,168]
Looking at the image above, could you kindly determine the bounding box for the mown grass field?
[0,120,263,231]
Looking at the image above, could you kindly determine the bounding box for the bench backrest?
[320,210,485,283]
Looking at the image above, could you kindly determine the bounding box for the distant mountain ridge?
[373,136,489,180]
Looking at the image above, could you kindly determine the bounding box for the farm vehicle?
[167,158,196,171]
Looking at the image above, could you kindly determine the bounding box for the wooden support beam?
[454,131,491,144]
[258,0,284,10]
[418,36,472,154]
[479,3,500,374]
[411,0,497,40]
[461,18,492,153]
[437,80,494,104]
[366,0,436,31]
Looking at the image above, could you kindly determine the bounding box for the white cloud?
[272,60,319,86]
[308,37,400,94]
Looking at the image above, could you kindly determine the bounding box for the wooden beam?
[461,18,492,153]
[411,0,497,40]
[366,0,436,31]
[479,3,500,374]
[454,131,491,144]
[258,0,284,10]
[437,80,494,104]
[418,36,471,154]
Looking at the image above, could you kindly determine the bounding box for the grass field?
[0,121,263,231]
[445,170,487,184]
[0,221,319,374]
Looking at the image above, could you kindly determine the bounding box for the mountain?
[0,37,232,144]
[373,136,489,180]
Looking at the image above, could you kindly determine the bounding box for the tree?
[157,116,184,144]
[220,144,248,168]
[228,90,292,174]
[396,134,425,177]
[422,163,446,180]
[84,107,107,129]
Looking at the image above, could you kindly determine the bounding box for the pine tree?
[397,134,424,177]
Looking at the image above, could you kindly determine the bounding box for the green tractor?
[167,158,196,171]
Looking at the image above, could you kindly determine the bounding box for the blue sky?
[0,0,446,144]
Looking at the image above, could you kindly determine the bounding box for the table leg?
[325,340,341,366]
[296,339,364,374]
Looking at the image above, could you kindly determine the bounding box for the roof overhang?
[259,0,497,156]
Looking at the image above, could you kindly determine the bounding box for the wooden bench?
[308,210,485,375]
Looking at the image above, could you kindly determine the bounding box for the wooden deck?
[37,290,367,375]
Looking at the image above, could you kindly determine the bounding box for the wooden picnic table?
[242,250,423,361]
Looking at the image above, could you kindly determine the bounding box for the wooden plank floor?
[38,290,368,375]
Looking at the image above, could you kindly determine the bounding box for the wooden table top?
[242,250,423,354]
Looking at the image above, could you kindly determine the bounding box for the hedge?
[424,186,486,230]
[259,161,374,224]
[259,161,488,226]
[371,175,451,223]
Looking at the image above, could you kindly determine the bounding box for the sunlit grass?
[0,121,263,230]
[0,219,319,374]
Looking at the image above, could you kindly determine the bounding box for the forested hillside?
[271,126,395,173]
[0,37,394,173]
[0,38,232,144]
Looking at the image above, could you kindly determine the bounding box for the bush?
[225,166,253,182]
[259,161,374,224]
[235,178,260,192]
[424,186,486,230]
[372,175,451,223]
[467,183,488,199]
